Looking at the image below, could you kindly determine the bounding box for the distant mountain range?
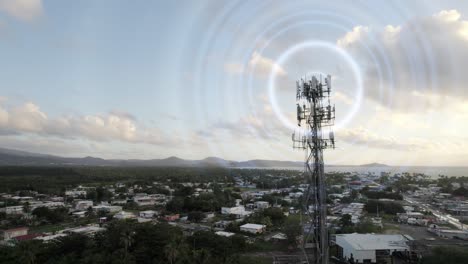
[0,148,388,168]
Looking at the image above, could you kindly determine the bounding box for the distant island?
[358,163,389,167]
[0,147,387,168]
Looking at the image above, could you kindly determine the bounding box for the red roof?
[14,233,43,241]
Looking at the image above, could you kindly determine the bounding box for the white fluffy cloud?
[0,0,43,22]
[337,9,468,111]
[0,100,170,145]
[224,51,287,78]
[337,127,432,151]
[337,26,369,48]
[249,51,287,77]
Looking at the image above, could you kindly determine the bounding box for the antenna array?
[292,74,335,264]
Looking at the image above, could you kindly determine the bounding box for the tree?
[284,217,302,248]
[166,197,184,213]
[32,206,67,224]
[365,200,404,215]
[188,211,204,223]
[192,248,211,264]
[86,206,95,218]
[261,216,273,228]
[23,202,31,214]
[452,187,468,197]
[165,239,180,264]
[16,241,41,264]
[120,226,134,264]
[263,207,286,226]
[423,246,468,264]
[355,220,379,233]
[339,214,353,228]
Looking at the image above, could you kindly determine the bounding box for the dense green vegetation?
[337,214,380,234]
[364,200,404,215]
[0,167,235,194]
[0,221,252,264]
[361,189,403,200]
[422,246,468,264]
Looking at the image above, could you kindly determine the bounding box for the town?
[1,166,467,263]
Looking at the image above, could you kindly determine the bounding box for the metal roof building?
[335,233,412,263]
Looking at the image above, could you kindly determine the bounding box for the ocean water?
[324,166,468,178]
[245,166,468,178]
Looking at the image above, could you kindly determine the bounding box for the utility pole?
[292,75,335,264]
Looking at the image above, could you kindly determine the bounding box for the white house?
[0,206,24,215]
[92,205,122,214]
[240,223,266,234]
[254,201,270,210]
[65,190,87,197]
[134,196,156,206]
[139,210,158,218]
[215,231,235,237]
[221,206,251,218]
[31,202,65,211]
[114,211,136,220]
[335,234,412,263]
[64,225,105,236]
[1,227,28,240]
[72,211,87,218]
[75,200,93,211]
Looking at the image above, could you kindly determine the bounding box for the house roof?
[240,223,265,229]
[14,233,43,241]
[336,233,412,251]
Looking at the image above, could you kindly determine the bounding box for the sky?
[1,0,468,166]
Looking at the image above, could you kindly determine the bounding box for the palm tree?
[17,241,38,264]
[120,227,134,263]
[164,239,180,264]
[192,248,211,264]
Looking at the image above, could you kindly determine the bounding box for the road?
[404,195,467,231]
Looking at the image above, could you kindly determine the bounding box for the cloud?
[337,26,369,48]
[203,95,291,141]
[337,9,468,111]
[0,0,43,22]
[333,91,354,106]
[224,63,245,75]
[249,51,287,77]
[224,51,287,78]
[337,127,431,151]
[434,9,461,22]
[0,136,90,156]
[0,99,172,146]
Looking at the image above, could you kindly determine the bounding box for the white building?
[221,206,250,218]
[31,202,65,211]
[65,190,87,197]
[427,225,468,240]
[335,234,412,263]
[0,206,24,215]
[1,227,28,240]
[254,201,270,210]
[114,211,136,220]
[112,199,128,205]
[35,233,67,242]
[72,211,87,218]
[92,205,122,214]
[139,210,158,218]
[64,225,105,236]
[75,200,93,211]
[240,223,266,234]
[215,231,235,237]
[134,196,156,206]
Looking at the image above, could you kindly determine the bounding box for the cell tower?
[292,74,335,264]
